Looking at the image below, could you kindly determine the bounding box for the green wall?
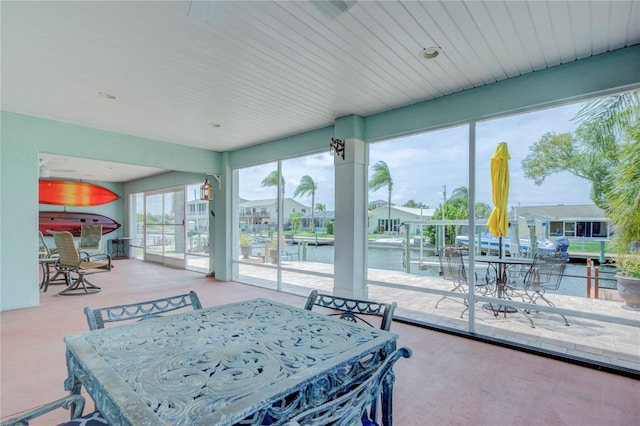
[0,113,221,310]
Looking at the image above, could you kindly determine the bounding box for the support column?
[333,116,367,299]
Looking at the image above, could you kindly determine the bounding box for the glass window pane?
[368,124,469,278]
[186,183,209,272]
[235,162,280,287]
[234,154,335,292]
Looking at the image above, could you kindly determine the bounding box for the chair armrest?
[1,395,85,426]
[88,252,111,261]
[88,253,112,268]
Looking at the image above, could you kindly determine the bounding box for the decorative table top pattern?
[65,298,397,425]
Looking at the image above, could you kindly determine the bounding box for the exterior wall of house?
[238,198,309,229]
[516,204,610,240]
[367,207,434,234]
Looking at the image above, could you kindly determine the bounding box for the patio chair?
[51,231,111,296]
[78,224,104,255]
[435,247,489,318]
[39,231,64,292]
[522,252,569,326]
[304,290,396,331]
[39,230,59,258]
[282,347,412,426]
[0,394,107,426]
[84,290,203,330]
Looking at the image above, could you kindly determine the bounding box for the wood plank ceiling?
[2,1,639,180]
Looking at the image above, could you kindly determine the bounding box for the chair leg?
[380,369,396,426]
[435,281,464,308]
[531,290,570,326]
[460,304,469,318]
[519,308,536,328]
[47,269,71,286]
[40,262,50,292]
[58,273,101,296]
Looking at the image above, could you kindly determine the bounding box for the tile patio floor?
[1,259,638,425]
[236,259,640,372]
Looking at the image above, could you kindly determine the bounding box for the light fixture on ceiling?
[209,122,221,128]
[98,91,117,100]
[421,46,442,60]
[199,174,222,201]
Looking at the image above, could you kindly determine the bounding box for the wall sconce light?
[330,138,345,160]
[200,174,222,201]
[200,179,213,201]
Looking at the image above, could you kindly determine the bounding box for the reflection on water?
[300,244,604,298]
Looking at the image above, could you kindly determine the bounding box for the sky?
[238,100,594,212]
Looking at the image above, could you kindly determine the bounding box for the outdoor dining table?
[64,298,398,426]
[474,256,536,314]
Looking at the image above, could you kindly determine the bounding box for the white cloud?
[239,101,594,211]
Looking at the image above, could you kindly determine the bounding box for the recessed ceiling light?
[421,47,441,60]
[98,91,117,100]
[209,122,221,128]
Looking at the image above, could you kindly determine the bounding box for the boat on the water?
[454,232,557,255]
[368,237,406,248]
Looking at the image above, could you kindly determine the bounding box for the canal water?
[288,243,616,298]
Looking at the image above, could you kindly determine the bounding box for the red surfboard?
[40,212,121,236]
[39,179,120,206]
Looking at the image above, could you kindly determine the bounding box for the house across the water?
[515,204,610,241]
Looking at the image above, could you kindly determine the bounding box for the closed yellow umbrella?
[487,142,511,257]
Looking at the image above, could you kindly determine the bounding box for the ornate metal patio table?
[64,298,398,425]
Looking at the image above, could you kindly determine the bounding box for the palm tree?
[262,170,284,231]
[315,203,326,228]
[369,161,393,232]
[574,90,640,206]
[574,90,639,140]
[294,175,317,231]
[603,101,640,276]
[449,186,468,202]
[261,170,284,194]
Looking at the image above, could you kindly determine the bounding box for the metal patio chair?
[84,290,203,330]
[522,252,569,326]
[0,394,107,426]
[283,347,412,426]
[304,290,396,331]
[435,247,489,318]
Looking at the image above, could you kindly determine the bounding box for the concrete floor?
[1,259,639,425]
